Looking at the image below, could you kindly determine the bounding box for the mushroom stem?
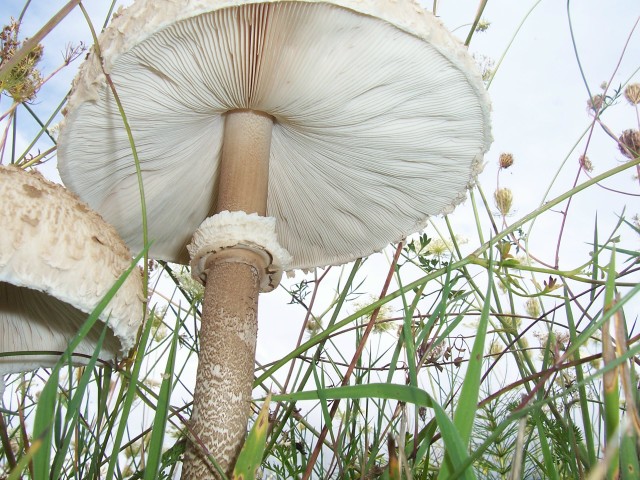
[216,109,273,215]
[182,110,273,478]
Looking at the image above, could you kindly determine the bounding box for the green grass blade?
[128,440,186,480]
[31,368,59,479]
[453,269,492,443]
[565,288,596,467]
[602,247,619,480]
[311,360,332,434]
[395,273,420,387]
[232,394,271,479]
[79,3,150,298]
[621,353,640,480]
[7,439,41,480]
[144,314,181,480]
[620,429,640,480]
[88,367,113,476]
[50,325,108,478]
[534,415,560,480]
[104,306,155,479]
[273,383,477,480]
[438,266,493,479]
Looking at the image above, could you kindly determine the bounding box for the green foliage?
[233,395,272,480]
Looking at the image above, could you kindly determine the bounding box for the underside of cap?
[58,0,492,271]
[0,283,123,375]
[0,166,143,373]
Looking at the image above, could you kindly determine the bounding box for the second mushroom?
[57,0,492,477]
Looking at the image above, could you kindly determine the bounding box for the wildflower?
[475,19,491,32]
[499,152,514,169]
[618,129,640,159]
[426,238,450,256]
[578,154,593,172]
[149,306,168,341]
[542,275,560,292]
[410,235,466,257]
[305,317,322,337]
[488,339,503,356]
[524,298,540,318]
[177,270,205,302]
[624,83,640,105]
[418,339,445,364]
[556,370,576,389]
[120,465,135,477]
[555,331,570,349]
[167,425,184,440]
[353,295,395,334]
[494,188,513,216]
[419,406,427,422]
[499,314,520,335]
[519,336,530,360]
[0,19,44,102]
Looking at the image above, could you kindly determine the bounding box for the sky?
[1,0,639,473]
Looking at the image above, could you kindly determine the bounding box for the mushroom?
[56,0,491,476]
[0,165,143,382]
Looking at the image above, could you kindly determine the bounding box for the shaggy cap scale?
[0,166,143,374]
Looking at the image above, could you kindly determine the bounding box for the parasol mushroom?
[56,0,492,476]
[0,165,143,381]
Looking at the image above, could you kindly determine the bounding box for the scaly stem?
[182,110,273,478]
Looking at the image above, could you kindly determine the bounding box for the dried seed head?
[525,298,541,318]
[618,129,640,159]
[499,152,514,169]
[488,340,503,356]
[494,188,513,216]
[579,154,593,173]
[624,83,640,105]
[587,94,603,113]
[0,19,44,102]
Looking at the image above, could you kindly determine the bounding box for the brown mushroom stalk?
[216,110,273,215]
[183,249,264,476]
[182,110,273,476]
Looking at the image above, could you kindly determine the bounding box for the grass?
[1,1,640,479]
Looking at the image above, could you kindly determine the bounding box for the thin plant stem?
[302,243,404,480]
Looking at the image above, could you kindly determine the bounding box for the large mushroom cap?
[58,0,492,271]
[0,166,143,375]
